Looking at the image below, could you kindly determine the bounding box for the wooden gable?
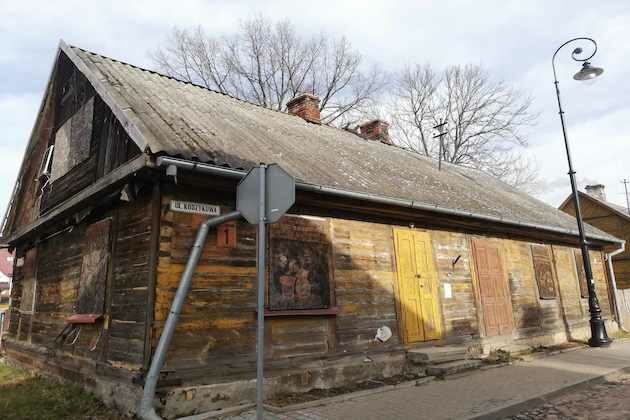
[2,48,142,241]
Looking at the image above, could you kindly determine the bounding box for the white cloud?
[527,104,630,207]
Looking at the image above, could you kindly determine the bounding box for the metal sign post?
[237,163,295,419]
[255,164,266,420]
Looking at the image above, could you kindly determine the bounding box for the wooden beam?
[143,181,161,370]
[5,154,148,245]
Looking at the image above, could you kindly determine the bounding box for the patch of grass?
[0,362,31,385]
[0,360,124,420]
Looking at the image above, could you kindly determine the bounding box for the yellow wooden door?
[394,228,442,343]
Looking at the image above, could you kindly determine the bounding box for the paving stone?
[223,341,630,420]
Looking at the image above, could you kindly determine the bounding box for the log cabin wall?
[468,236,612,345]
[4,185,155,405]
[153,185,616,388]
[154,187,405,385]
[430,231,479,340]
[551,246,588,335]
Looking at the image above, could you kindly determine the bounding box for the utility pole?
[622,179,630,215]
[433,119,447,171]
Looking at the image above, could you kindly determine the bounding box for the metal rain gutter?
[139,210,242,420]
[606,243,627,330]
[155,156,620,246]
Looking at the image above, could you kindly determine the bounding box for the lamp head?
[573,61,604,81]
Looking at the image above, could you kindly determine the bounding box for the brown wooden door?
[471,239,513,336]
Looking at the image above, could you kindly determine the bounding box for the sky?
[2,0,630,220]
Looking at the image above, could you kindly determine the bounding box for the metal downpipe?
[138,210,242,420]
[606,244,627,331]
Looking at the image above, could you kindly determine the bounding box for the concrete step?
[426,359,482,378]
[498,344,532,357]
[406,346,469,365]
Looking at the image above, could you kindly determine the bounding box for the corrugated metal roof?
[67,45,618,243]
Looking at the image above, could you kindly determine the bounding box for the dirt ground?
[508,370,630,420]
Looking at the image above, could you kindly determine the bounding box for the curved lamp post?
[552,37,610,347]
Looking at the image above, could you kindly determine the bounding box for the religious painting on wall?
[269,216,332,310]
[531,244,557,299]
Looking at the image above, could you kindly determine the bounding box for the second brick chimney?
[585,184,606,201]
[360,119,391,144]
[287,93,321,124]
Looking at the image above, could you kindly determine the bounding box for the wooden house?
[0,42,624,417]
[0,248,12,302]
[559,184,630,327]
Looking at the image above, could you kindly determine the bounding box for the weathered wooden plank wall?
[107,192,154,369]
[331,219,399,352]
[153,189,402,384]
[6,187,154,381]
[431,231,479,339]
[151,185,619,387]
[154,190,257,377]
[552,246,586,331]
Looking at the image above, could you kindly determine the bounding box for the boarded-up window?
[574,250,589,299]
[51,97,94,181]
[531,244,557,299]
[269,216,332,310]
[19,249,38,313]
[76,218,111,314]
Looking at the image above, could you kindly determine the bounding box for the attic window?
[38,145,54,181]
[50,97,94,181]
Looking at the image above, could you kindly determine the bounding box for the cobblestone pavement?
[508,371,630,420]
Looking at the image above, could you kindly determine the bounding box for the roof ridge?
[69,45,465,167]
[68,44,291,115]
[67,44,530,199]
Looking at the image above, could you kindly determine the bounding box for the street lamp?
[552,37,611,347]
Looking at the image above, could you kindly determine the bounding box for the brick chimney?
[585,184,606,201]
[287,93,320,124]
[360,119,391,144]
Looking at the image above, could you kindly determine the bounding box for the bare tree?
[389,64,539,189]
[152,16,387,125]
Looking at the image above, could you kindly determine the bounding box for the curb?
[264,376,435,413]
[517,343,587,362]
[467,366,630,420]
[178,403,256,419]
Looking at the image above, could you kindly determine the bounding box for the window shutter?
[76,218,111,314]
[531,244,557,300]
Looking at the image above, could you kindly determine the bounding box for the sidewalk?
[228,339,630,419]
